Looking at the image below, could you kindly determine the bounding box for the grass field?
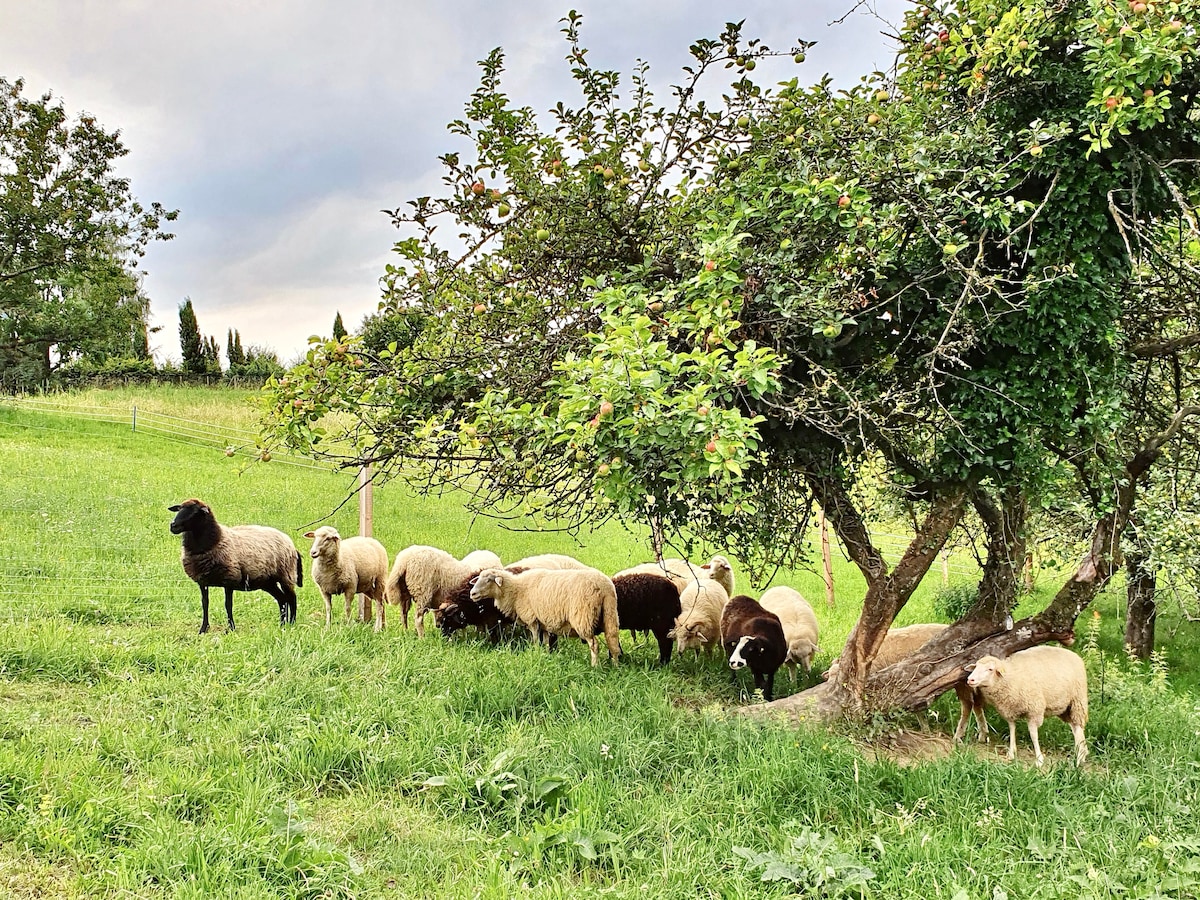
[2,386,1199,899]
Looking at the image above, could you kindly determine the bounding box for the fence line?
[2,396,331,471]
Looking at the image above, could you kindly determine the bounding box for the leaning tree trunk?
[861,407,1199,714]
[744,479,968,723]
[1124,550,1157,660]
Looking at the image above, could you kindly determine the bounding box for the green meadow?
[1,386,1199,899]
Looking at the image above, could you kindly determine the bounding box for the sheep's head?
[304,526,341,559]
[674,622,709,652]
[469,569,504,601]
[790,638,819,673]
[436,601,468,636]
[965,655,1004,688]
[168,499,211,534]
[705,555,733,580]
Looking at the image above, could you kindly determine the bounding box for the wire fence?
[3,395,330,470]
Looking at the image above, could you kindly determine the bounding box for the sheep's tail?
[602,582,621,664]
[295,551,304,588]
[384,558,413,627]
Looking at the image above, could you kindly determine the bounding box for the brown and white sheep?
[758,586,820,682]
[469,566,620,666]
[168,499,302,634]
[667,578,730,657]
[304,526,389,631]
[721,594,788,701]
[823,623,987,743]
[385,545,502,636]
[966,645,1089,766]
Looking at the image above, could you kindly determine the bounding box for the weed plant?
[0,387,1198,898]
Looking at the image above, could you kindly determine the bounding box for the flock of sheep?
[167,498,1090,767]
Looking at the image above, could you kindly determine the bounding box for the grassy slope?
[1,387,1198,899]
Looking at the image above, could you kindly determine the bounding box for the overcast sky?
[3,1,908,365]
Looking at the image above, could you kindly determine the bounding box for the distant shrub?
[933,582,977,622]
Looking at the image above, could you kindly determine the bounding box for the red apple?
[471,181,485,195]
[704,260,717,271]
[705,440,718,454]
[837,195,851,208]
[1105,96,1120,110]
[599,400,614,416]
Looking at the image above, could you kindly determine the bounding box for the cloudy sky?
[2,1,908,365]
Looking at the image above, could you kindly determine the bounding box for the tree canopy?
[265,1,1200,716]
[0,77,176,385]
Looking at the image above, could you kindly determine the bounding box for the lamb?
[758,586,820,682]
[720,594,787,701]
[469,566,621,666]
[610,572,682,665]
[385,545,502,636]
[667,578,730,657]
[168,498,302,634]
[966,645,1089,766]
[304,526,389,631]
[823,623,987,743]
[615,553,735,597]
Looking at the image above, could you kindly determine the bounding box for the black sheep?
[610,573,683,664]
[168,499,302,633]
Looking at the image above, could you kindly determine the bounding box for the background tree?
[227,329,246,367]
[203,335,222,374]
[0,77,176,386]
[265,4,1200,719]
[178,298,206,374]
[332,312,347,341]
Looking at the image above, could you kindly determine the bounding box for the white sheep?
[304,526,389,631]
[385,545,502,636]
[966,645,1089,767]
[615,554,735,597]
[758,586,820,682]
[668,578,730,657]
[505,553,588,571]
[469,566,621,666]
[824,623,987,743]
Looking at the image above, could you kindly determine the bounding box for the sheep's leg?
[787,661,797,685]
[414,603,426,638]
[323,592,334,627]
[373,591,385,632]
[1027,716,1045,767]
[224,587,236,631]
[341,591,353,624]
[952,685,974,743]
[974,695,989,743]
[1070,723,1088,766]
[199,586,211,634]
[1006,720,1018,761]
[654,631,673,665]
[762,671,775,702]
[586,635,600,667]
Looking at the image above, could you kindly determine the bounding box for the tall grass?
[1,386,1199,898]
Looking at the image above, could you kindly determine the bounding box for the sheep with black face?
[168,499,302,634]
[720,593,787,702]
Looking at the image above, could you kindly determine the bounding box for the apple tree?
[264,3,1200,718]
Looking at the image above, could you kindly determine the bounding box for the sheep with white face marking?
[385,545,502,636]
[168,498,302,634]
[667,579,730,657]
[615,554,735,597]
[966,645,1089,766]
[823,623,987,743]
[469,566,621,666]
[758,586,820,682]
[304,527,389,631]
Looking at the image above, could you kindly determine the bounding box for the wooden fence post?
[359,466,373,537]
[819,506,835,607]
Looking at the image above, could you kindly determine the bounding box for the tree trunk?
[1124,551,1157,660]
[746,481,968,721]
[746,407,1200,722]
[968,485,1027,624]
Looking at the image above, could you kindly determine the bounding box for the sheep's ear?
[304,531,316,539]
[494,575,503,587]
[168,504,182,512]
[964,663,976,673]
